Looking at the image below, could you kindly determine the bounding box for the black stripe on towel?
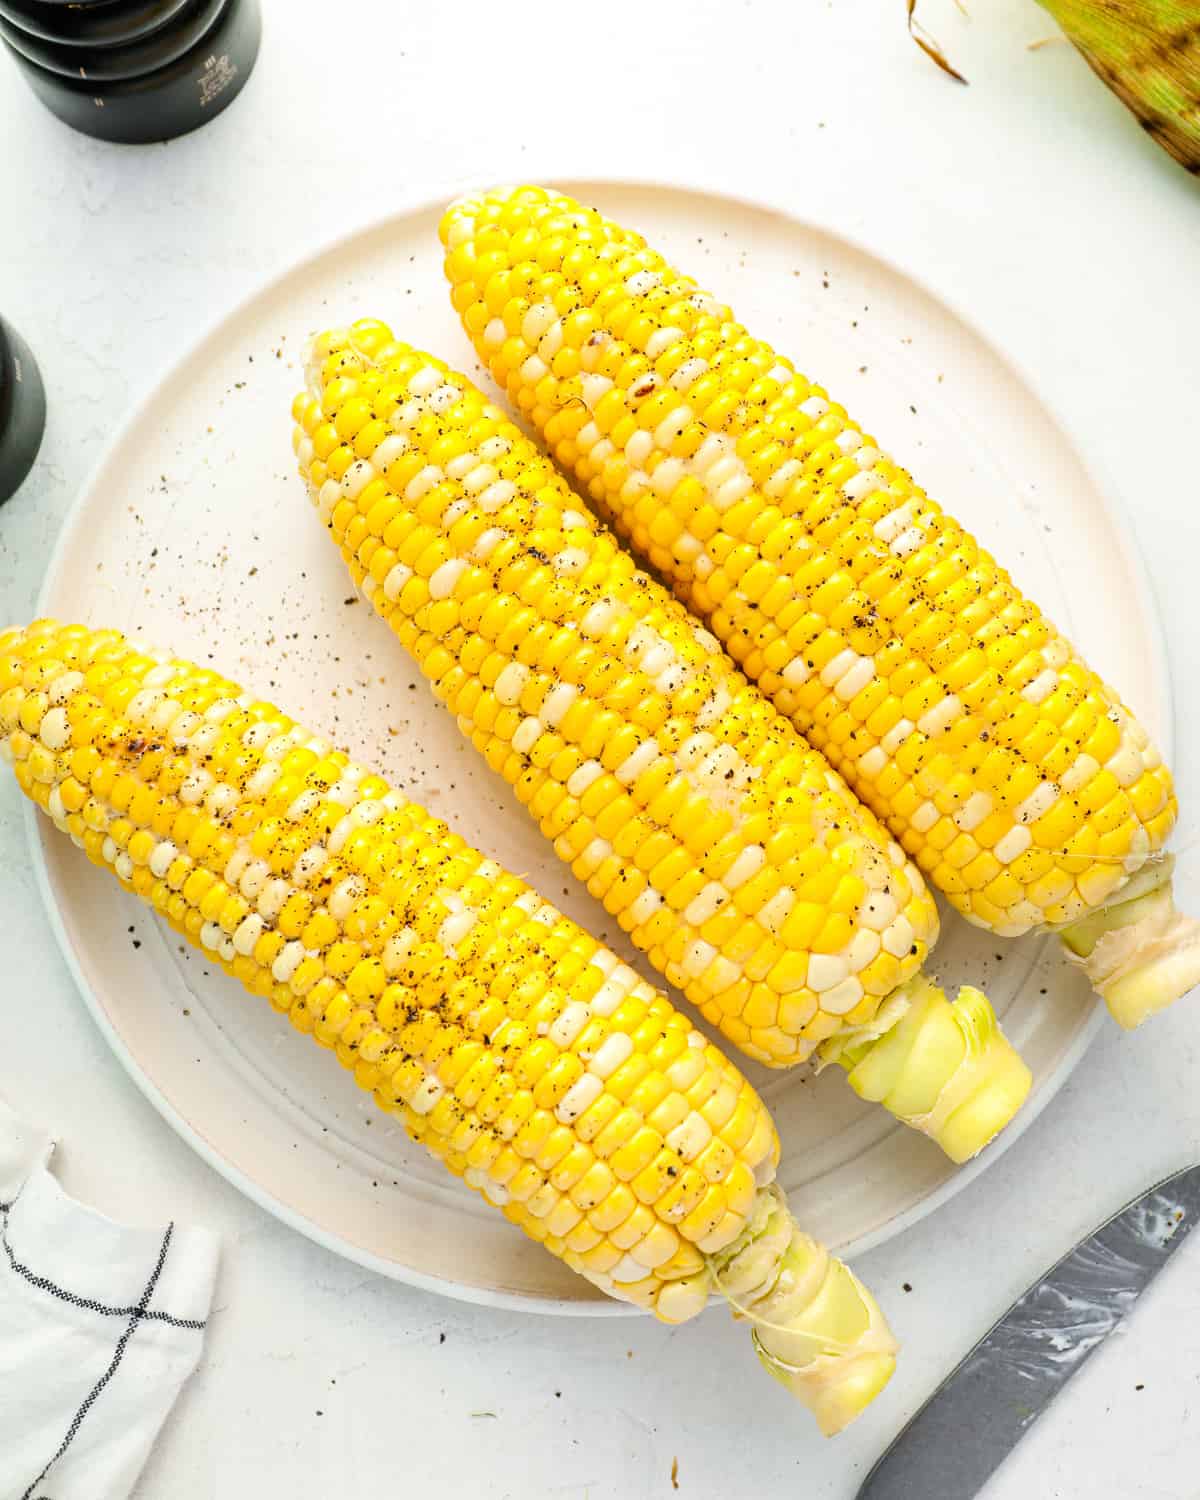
[0,1198,206,1331]
[20,1223,175,1500]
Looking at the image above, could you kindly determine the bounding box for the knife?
[857,1163,1200,1499]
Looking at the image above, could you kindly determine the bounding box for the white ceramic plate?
[30,180,1171,1314]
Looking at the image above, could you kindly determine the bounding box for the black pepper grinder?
[0,0,261,144]
[0,316,46,506]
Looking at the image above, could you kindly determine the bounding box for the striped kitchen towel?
[0,1098,218,1499]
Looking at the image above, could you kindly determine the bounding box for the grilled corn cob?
[443,185,1200,1030]
[291,323,1030,1161]
[0,619,897,1435]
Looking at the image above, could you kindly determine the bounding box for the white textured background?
[2,2,1200,1496]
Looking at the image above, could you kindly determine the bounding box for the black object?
[0,0,192,47]
[0,317,46,506]
[2,0,226,82]
[2,0,260,143]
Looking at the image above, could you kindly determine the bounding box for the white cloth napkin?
[0,1098,218,1500]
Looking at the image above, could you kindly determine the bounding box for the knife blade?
[857,1162,1200,1500]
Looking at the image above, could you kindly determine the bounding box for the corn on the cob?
[442,185,1200,1031]
[291,324,1031,1161]
[0,619,898,1435]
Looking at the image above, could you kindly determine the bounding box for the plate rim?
[27,172,1171,1314]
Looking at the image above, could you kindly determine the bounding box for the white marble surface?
[2,2,1199,1496]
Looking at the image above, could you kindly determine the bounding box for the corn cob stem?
[0,619,895,1433]
[291,322,1028,1159]
[1059,855,1200,1028]
[709,1185,897,1435]
[820,978,1032,1163]
[441,186,1196,1029]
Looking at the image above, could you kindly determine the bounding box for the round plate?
[30,180,1171,1313]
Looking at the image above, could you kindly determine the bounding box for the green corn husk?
[1039,1,1200,172]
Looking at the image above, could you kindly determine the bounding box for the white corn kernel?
[666,1112,712,1161]
[271,941,306,984]
[293,844,327,886]
[588,1033,634,1080]
[287,790,321,822]
[616,740,659,786]
[911,800,940,834]
[684,882,729,927]
[628,888,664,925]
[512,716,543,755]
[239,859,271,899]
[329,877,365,921]
[429,559,468,599]
[580,374,612,409]
[438,911,476,952]
[645,326,683,359]
[835,657,875,702]
[917,696,962,737]
[882,916,916,959]
[843,472,881,503]
[48,671,84,705]
[404,465,443,502]
[590,977,628,1017]
[478,480,516,513]
[1022,668,1059,705]
[494,662,529,706]
[233,914,264,956]
[541,683,577,727]
[257,878,291,921]
[1060,754,1101,795]
[993,826,1033,864]
[178,769,213,805]
[1105,745,1143,788]
[781,656,811,688]
[682,939,718,978]
[723,846,765,890]
[758,887,795,934]
[873,501,916,545]
[148,840,179,880]
[880,718,915,755]
[340,459,373,499]
[383,563,413,601]
[407,366,444,398]
[469,528,506,562]
[548,1002,591,1048]
[1016,783,1058,825]
[858,746,888,778]
[823,977,865,1015]
[955,792,993,832]
[808,954,849,992]
[847,928,881,972]
[567,761,603,797]
[407,1074,445,1116]
[763,458,803,498]
[38,708,70,750]
[556,1074,603,1124]
[890,526,926,559]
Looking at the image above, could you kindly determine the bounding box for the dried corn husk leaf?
[907,0,969,82]
[1038,0,1200,172]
